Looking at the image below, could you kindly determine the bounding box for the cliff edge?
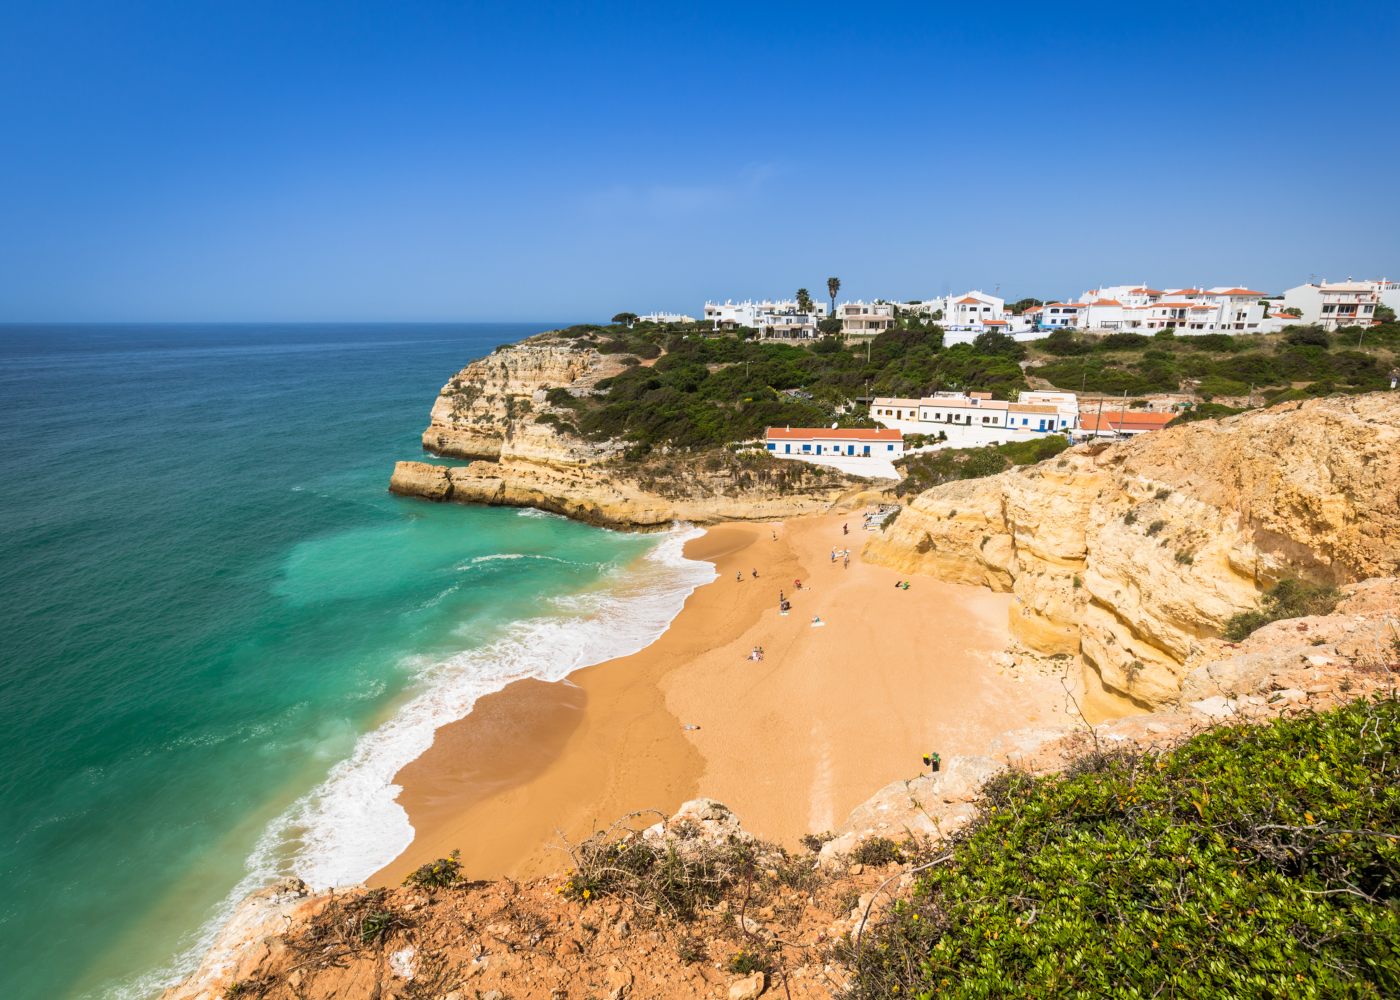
[864,393,1400,705]
[390,335,882,527]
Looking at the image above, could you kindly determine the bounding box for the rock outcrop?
[865,394,1400,705]
[392,334,885,527]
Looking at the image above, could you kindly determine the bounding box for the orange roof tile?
[766,426,902,441]
[1092,299,1123,306]
[955,296,983,305]
[1216,287,1267,296]
[1080,411,1175,433]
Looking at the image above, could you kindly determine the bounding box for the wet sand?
[372,514,1067,885]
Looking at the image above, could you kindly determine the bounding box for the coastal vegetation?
[1031,323,1399,401]
[844,697,1400,998]
[1224,578,1344,642]
[894,436,1071,496]
[541,317,1398,456]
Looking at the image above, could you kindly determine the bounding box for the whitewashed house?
[765,426,904,478]
[838,301,896,336]
[1281,281,1381,330]
[636,311,696,324]
[703,298,828,334]
[871,389,1078,447]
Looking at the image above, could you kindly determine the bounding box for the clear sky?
[1,0,1396,321]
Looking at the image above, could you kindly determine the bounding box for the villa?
[703,298,827,337]
[837,301,896,336]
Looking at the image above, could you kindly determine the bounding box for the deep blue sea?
[0,325,711,999]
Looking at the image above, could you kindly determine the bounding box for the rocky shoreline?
[388,335,886,528]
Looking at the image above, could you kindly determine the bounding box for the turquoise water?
[0,325,709,999]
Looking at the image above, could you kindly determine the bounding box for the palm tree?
[826,277,841,318]
[796,288,813,314]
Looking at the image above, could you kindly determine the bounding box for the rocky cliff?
[392,334,881,527]
[864,393,1400,705]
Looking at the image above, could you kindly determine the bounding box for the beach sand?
[372,513,1070,885]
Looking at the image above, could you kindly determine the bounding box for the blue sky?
[1,1,1396,321]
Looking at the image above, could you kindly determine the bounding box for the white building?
[942,291,1006,330]
[870,390,1078,448]
[703,299,828,335]
[1037,285,1275,334]
[764,426,904,479]
[636,311,695,324]
[837,301,896,336]
[1281,280,1382,330]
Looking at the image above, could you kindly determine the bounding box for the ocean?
[0,324,713,999]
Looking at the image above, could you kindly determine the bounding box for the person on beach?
[736,571,743,583]
[811,615,825,627]
[843,522,849,535]
[843,552,850,570]
[830,548,836,563]
[794,578,802,590]
[779,589,785,603]
[751,568,759,579]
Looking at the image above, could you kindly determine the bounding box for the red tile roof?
[1079,411,1176,433]
[955,296,983,305]
[1216,287,1267,296]
[1092,298,1123,306]
[766,426,903,441]
[982,319,1008,326]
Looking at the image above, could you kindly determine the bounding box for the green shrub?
[401,851,463,890]
[844,698,1400,998]
[851,836,905,867]
[727,949,772,975]
[1224,578,1343,641]
[1145,519,1166,536]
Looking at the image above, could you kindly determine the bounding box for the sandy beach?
[373,513,1070,886]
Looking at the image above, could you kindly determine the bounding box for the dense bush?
[1031,325,1393,399]
[567,324,1029,450]
[845,698,1400,998]
[1038,329,1092,356]
[1224,578,1343,641]
[895,436,1070,496]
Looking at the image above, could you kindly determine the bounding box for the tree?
[796,288,814,314]
[826,276,841,317]
[611,312,638,327]
[971,330,1025,359]
[1008,297,1044,315]
[1376,303,1396,324]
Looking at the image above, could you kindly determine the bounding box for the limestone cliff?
[865,394,1400,705]
[394,334,882,527]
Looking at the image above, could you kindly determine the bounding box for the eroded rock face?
[865,394,1400,705]
[420,339,627,464]
[395,335,886,527]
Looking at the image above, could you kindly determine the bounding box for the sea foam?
[124,524,714,999]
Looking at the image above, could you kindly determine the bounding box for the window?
[802,444,811,453]
[767,443,776,450]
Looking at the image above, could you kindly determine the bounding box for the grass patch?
[1224,578,1344,641]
